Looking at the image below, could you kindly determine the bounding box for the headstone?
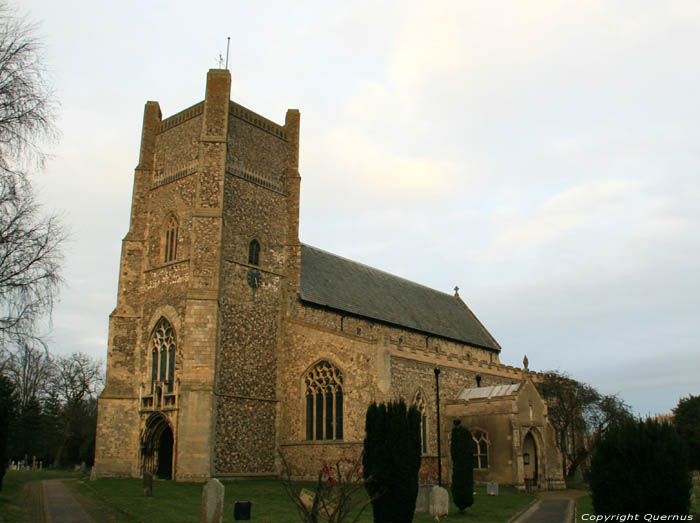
[487,482,499,496]
[201,478,225,523]
[415,485,432,513]
[233,501,252,520]
[299,489,316,511]
[428,485,449,517]
[298,487,336,519]
[90,466,97,481]
[143,471,153,497]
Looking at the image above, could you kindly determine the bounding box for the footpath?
[42,479,95,523]
[510,489,587,523]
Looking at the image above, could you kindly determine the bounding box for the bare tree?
[537,370,632,478]
[0,3,63,349]
[4,343,53,408]
[48,352,104,467]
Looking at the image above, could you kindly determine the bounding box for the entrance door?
[523,432,538,486]
[142,414,174,480]
[157,426,173,479]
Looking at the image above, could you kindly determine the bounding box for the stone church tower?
[95,69,565,490]
[95,69,300,480]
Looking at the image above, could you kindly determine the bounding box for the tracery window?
[414,390,428,454]
[164,215,178,263]
[248,239,260,265]
[305,361,343,440]
[151,318,176,394]
[471,430,489,469]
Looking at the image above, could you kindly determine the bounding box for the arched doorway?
[523,431,538,488]
[142,414,174,480]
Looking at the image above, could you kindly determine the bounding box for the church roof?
[456,383,521,401]
[299,244,500,351]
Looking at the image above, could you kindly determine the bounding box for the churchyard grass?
[0,469,82,522]
[575,494,594,521]
[77,479,534,522]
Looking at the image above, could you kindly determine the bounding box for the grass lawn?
[575,494,593,521]
[77,479,535,522]
[0,469,83,523]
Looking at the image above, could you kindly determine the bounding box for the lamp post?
[434,367,442,486]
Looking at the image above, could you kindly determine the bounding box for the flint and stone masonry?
[94,69,564,490]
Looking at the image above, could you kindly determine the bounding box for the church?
[93,69,565,490]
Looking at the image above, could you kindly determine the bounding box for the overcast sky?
[21,0,700,416]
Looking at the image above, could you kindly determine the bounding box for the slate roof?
[299,244,500,351]
[456,383,521,401]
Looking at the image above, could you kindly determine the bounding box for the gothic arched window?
[414,390,428,454]
[164,215,178,263]
[151,318,176,394]
[248,239,260,265]
[471,429,489,469]
[305,361,343,440]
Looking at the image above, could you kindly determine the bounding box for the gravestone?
[143,471,153,497]
[299,487,336,519]
[201,478,225,523]
[487,482,499,496]
[415,485,432,513]
[429,485,449,517]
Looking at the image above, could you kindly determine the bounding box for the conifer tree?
[450,420,474,512]
[589,418,691,516]
[363,400,421,523]
[673,394,700,471]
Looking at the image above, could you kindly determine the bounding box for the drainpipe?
[434,367,442,486]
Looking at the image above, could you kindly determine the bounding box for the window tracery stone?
[151,318,176,395]
[305,361,343,440]
[471,429,489,469]
[414,390,428,454]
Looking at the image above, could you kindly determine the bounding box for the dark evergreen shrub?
[450,421,474,512]
[0,376,17,491]
[673,394,700,471]
[363,400,421,523]
[589,418,691,516]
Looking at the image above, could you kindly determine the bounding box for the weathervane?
[217,37,231,69]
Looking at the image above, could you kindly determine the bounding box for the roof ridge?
[301,243,458,300]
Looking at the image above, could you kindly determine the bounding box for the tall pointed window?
[471,429,489,469]
[414,390,428,454]
[151,318,176,394]
[305,361,343,440]
[164,216,178,263]
[248,239,260,265]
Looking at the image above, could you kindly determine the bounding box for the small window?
[414,390,428,455]
[471,430,489,469]
[248,239,260,265]
[476,375,482,387]
[164,216,178,263]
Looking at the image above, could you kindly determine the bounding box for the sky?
[19,0,700,416]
